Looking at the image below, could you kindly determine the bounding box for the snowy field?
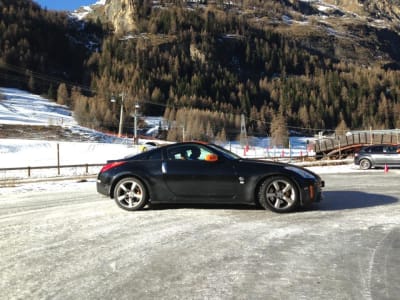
[0,87,366,184]
[2,86,398,198]
[0,87,164,179]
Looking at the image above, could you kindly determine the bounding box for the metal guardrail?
[0,163,104,178]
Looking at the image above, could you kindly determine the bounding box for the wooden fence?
[315,131,400,156]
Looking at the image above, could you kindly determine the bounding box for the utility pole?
[111,92,125,137]
[240,114,248,147]
[133,102,140,144]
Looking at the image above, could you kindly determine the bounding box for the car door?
[370,146,385,165]
[162,144,239,201]
[385,145,400,165]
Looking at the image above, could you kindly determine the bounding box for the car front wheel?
[113,177,148,211]
[258,176,299,213]
[359,158,372,170]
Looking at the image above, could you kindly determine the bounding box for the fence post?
[57,143,60,176]
[370,127,373,144]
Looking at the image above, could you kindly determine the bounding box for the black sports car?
[97,142,324,213]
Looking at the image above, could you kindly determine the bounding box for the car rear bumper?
[96,174,111,197]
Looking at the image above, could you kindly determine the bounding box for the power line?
[0,62,336,133]
[246,116,333,133]
[0,62,93,93]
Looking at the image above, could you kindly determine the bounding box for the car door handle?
[162,162,167,174]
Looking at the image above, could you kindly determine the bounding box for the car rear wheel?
[359,158,372,170]
[258,176,299,213]
[113,177,148,211]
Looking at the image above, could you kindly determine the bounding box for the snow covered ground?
[0,87,151,178]
[0,86,366,184]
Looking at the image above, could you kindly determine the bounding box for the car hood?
[238,158,321,179]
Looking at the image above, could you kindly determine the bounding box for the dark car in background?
[354,144,400,169]
[97,142,324,213]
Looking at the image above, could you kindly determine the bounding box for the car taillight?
[100,161,126,173]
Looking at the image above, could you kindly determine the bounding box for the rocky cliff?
[74,0,400,66]
[104,0,138,34]
[75,0,138,34]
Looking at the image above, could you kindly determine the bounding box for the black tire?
[359,158,372,170]
[113,177,148,211]
[257,176,299,213]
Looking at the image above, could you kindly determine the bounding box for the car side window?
[167,146,187,160]
[187,146,215,161]
[372,146,383,153]
[166,145,214,161]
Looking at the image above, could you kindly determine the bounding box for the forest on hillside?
[1,0,400,144]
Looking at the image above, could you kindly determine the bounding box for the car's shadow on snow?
[146,191,398,212]
[145,203,260,211]
[143,191,398,212]
[315,191,398,211]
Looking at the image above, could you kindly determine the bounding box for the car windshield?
[208,144,241,160]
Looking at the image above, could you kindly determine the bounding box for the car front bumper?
[302,179,324,205]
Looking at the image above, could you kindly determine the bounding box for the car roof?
[161,141,209,148]
[364,144,398,147]
[361,144,399,151]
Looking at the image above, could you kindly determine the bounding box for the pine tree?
[270,113,289,148]
[335,118,349,136]
[57,83,69,106]
[27,73,35,93]
[47,84,55,100]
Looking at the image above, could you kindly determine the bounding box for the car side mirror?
[205,153,218,162]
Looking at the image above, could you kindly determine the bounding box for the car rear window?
[384,146,398,153]
[131,148,162,160]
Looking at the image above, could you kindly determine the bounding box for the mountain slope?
[0,87,118,142]
[76,0,400,66]
[2,0,400,139]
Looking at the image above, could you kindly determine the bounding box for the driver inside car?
[188,147,201,160]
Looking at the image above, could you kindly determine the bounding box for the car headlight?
[285,166,316,179]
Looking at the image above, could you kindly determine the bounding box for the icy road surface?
[0,173,399,300]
